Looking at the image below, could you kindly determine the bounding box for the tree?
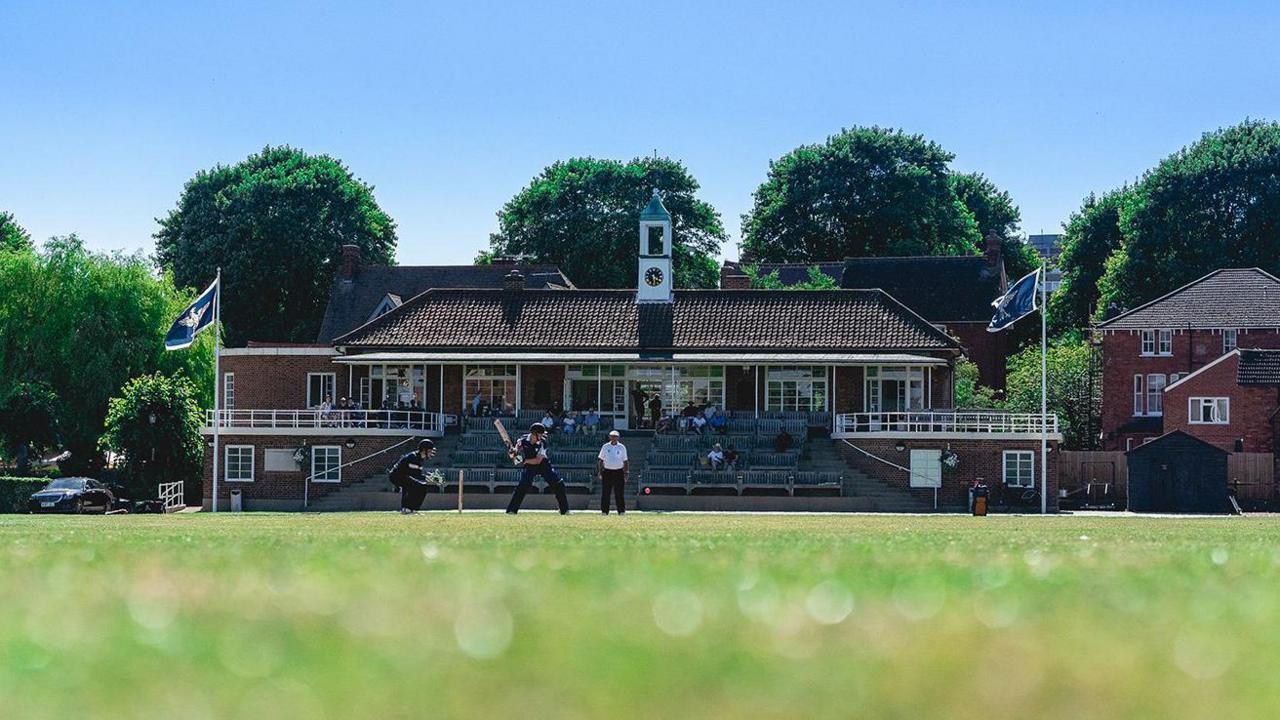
[950,172,1040,280]
[155,146,397,345]
[1095,121,1280,315]
[0,382,61,475]
[99,372,204,497]
[741,265,839,290]
[1047,190,1127,334]
[0,211,32,253]
[741,126,981,262]
[952,358,1000,409]
[0,236,213,473]
[486,156,726,289]
[1001,337,1101,449]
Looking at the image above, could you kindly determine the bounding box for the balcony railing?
[834,411,1059,436]
[205,409,445,435]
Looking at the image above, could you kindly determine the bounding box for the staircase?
[307,432,465,512]
[808,436,936,512]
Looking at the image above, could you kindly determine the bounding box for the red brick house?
[720,234,1010,388]
[1096,268,1280,451]
[1163,348,1280,453]
[204,193,1059,511]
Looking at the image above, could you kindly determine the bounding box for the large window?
[224,445,254,482]
[465,365,517,415]
[566,365,627,415]
[627,366,725,414]
[864,366,927,413]
[370,365,425,409]
[766,366,828,412]
[1003,450,1034,488]
[307,373,335,408]
[1140,329,1173,356]
[1146,374,1166,416]
[1189,397,1229,424]
[311,446,342,483]
[1158,329,1173,355]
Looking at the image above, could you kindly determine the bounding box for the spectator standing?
[648,394,662,431]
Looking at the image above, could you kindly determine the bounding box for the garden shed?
[1126,431,1231,513]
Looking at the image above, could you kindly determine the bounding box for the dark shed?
[1126,431,1232,513]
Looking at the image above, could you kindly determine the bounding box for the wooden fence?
[1060,450,1276,507]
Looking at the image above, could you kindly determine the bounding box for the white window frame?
[1158,329,1173,355]
[765,366,829,412]
[311,445,342,483]
[1002,450,1035,488]
[1133,374,1145,416]
[1146,374,1166,416]
[1140,330,1155,356]
[224,445,255,482]
[1189,397,1229,425]
[307,372,336,409]
[909,448,942,488]
[223,372,235,410]
[1223,330,1237,354]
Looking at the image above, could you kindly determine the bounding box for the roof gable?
[1098,268,1280,331]
[334,288,961,353]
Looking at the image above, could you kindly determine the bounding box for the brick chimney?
[490,255,520,268]
[503,269,525,294]
[983,232,1003,271]
[339,244,361,281]
[720,262,751,290]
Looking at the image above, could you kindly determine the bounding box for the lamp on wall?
[894,441,906,452]
[344,438,357,449]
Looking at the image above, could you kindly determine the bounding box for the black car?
[28,478,115,514]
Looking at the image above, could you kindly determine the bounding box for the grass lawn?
[2,512,1279,719]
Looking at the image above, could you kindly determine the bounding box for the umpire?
[596,430,628,514]
[390,439,436,514]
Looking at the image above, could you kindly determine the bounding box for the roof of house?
[724,255,1005,323]
[839,256,1004,322]
[316,264,574,343]
[1097,268,1280,331]
[334,288,961,353]
[1237,349,1280,385]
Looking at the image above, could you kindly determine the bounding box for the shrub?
[0,477,51,513]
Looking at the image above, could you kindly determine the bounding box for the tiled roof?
[840,256,1005,323]
[335,288,960,353]
[316,264,574,343]
[1097,268,1280,330]
[723,261,846,287]
[1237,349,1280,385]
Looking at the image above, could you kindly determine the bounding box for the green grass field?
[3,512,1279,719]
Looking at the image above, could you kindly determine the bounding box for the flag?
[165,277,218,350]
[988,268,1040,332]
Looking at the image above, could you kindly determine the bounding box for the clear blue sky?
[3,1,1278,266]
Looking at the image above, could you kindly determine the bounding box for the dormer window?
[368,293,403,322]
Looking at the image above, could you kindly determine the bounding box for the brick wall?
[220,350,345,410]
[202,434,418,510]
[1163,352,1279,452]
[1101,329,1280,449]
[839,437,1059,511]
[949,322,1006,389]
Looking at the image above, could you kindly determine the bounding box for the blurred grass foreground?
[2,512,1278,719]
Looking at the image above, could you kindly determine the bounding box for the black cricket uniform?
[505,434,569,514]
[389,451,430,511]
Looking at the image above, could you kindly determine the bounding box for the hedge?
[0,477,49,513]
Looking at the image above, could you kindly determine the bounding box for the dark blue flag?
[165,278,218,350]
[988,268,1040,332]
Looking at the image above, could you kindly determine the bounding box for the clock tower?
[637,188,673,303]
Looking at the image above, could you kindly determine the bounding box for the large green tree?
[0,381,61,475]
[0,211,32,253]
[740,126,981,262]
[0,237,212,472]
[485,156,725,289]
[1001,336,1101,450]
[99,372,205,497]
[1095,121,1280,315]
[155,146,397,345]
[950,172,1040,280]
[1047,190,1127,334]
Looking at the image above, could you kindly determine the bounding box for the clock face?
[645,267,665,287]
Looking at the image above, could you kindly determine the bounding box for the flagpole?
[212,267,222,513]
[1040,262,1048,515]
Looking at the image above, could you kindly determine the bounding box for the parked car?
[28,478,115,514]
